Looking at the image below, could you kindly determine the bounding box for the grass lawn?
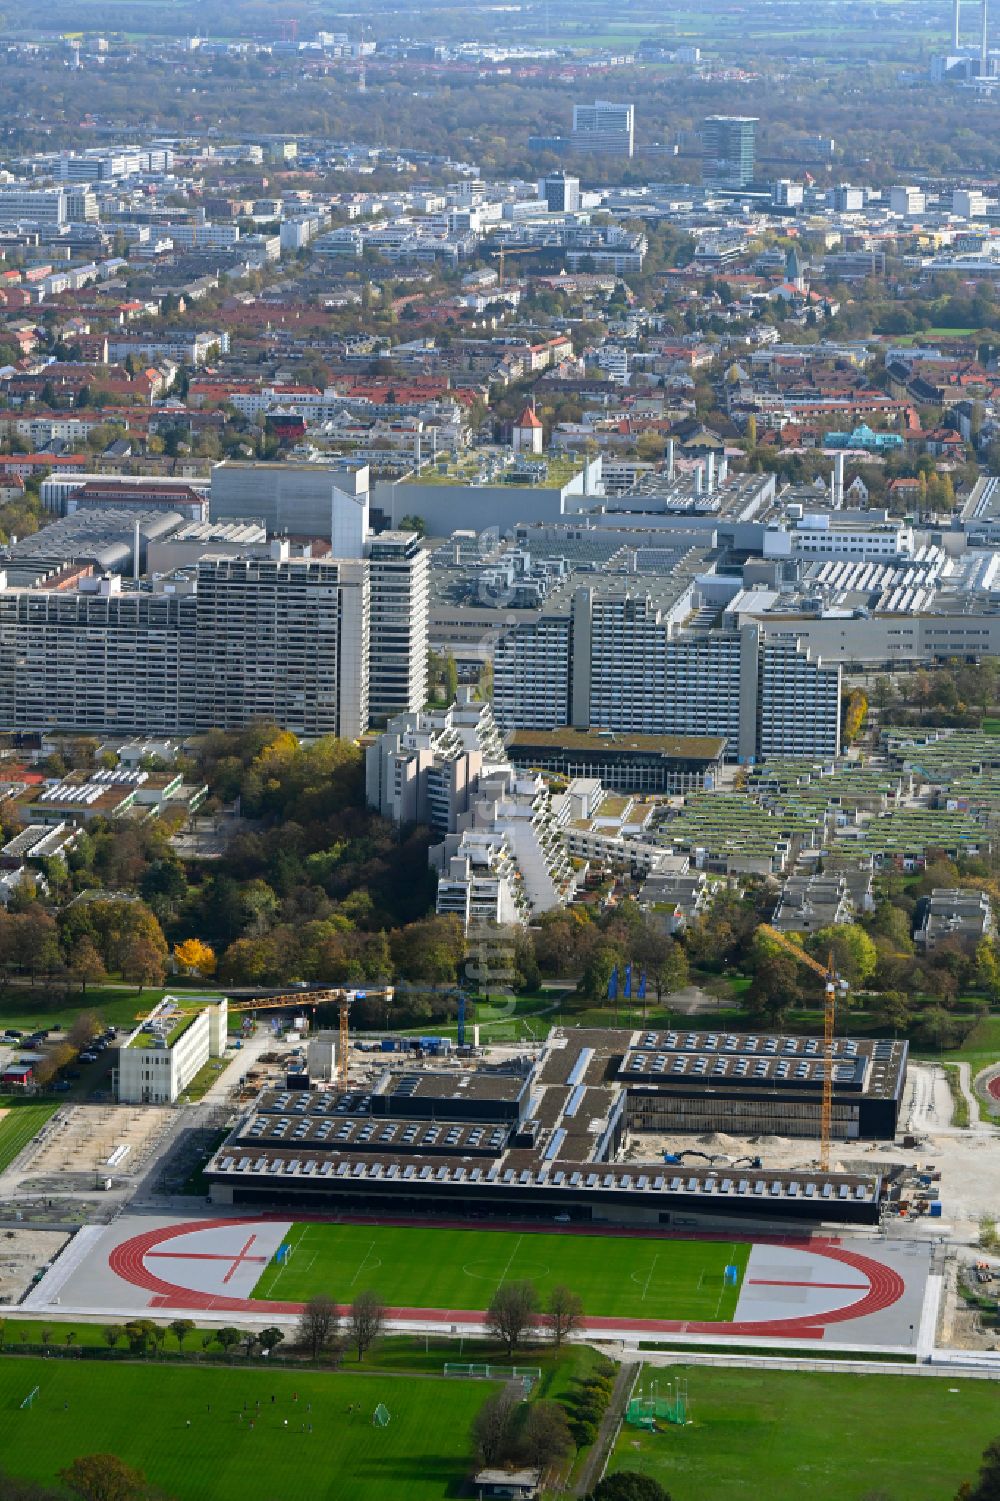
[0,1359,491,1501]
[0,984,221,1035]
[938,1014,1000,1071]
[608,1365,999,1501]
[0,1098,57,1172]
[251,1223,748,1322]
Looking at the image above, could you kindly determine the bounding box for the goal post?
[372,1404,390,1427]
[20,1386,39,1410]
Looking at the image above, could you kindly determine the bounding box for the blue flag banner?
[638,971,647,1000]
[624,963,632,999]
[607,966,619,1001]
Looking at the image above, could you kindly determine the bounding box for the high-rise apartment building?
[571,100,635,158]
[366,531,429,725]
[193,555,369,739]
[493,587,841,762]
[0,552,377,741]
[365,690,507,836]
[702,115,758,189]
[0,575,197,735]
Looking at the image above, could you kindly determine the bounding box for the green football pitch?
[251,1222,749,1321]
[608,1364,1000,1501]
[0,1360,491,1501]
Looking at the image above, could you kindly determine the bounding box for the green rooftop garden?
[415,451,583,489]
[127,1009,199,1049]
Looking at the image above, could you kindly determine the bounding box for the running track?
[107,1215,906,1341]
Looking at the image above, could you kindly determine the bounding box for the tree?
[214,1327,241,1356]
[964,1435,1000,1501]
[68,937,106,995]
[101,1325,123,1349]
[519,1399,574,1468]
[173,937,217,976]
[546,1284,584,1348]
[810,925,878,989]
[875,989,913,1035]
[471,1386,521,1466]
[123,935,166,992]
[590,1474,672,1501]
[259,1326,285,1355]
[59,1456,148,1501]
[68,1010,104,1051]
[297,1295,340,1360]
[746,941,802,1025]
[167,1318,194,1352]
[349,1289,385,1361]
[122,1320,158,1357]
[487,1280,539,1355]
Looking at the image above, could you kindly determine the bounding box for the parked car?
[78,1052,98,1064]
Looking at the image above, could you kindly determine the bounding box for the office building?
[571,100,635,158]
[830,184,866,213]
[211,461,370,551]
[702,116,758,189]
[365,531,429,724]
[116,997,227,1105]
[542,172,581,213]
[889,185,926,216]
[953,188,989,217]
[0,189,67,226]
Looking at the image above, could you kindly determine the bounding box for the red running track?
[988,1075,1000,1102]
[107,1216,905,1341]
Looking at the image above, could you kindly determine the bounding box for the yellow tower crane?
[489,245,539,288]
[756,925,849,1172]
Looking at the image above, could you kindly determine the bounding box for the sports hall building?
[205,1026,907,1229]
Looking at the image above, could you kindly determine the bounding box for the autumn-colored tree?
[59,1455,148,1501]
[123,936,166,993]
[68,936,106,994]
[843,688,868,744]
[173,937,216,976]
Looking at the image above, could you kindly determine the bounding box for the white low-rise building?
[116,996,228,1105]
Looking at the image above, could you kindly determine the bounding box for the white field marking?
[349,1241,381,1288]
[262,1223,310,1293]
[463,1261,550,1283]
[640,1253,660,1303]
[496,1233,524,1288]
[714,1244,738,1320]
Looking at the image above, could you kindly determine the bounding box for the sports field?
[251,1222,749,1321]
[609,1365,1000,1501]
[0,1099,57,1173]
[0,1359,491,1501]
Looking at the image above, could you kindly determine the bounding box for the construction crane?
[138,985,394,1090]
[756,925,848,1172]
[489,245,539,288]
